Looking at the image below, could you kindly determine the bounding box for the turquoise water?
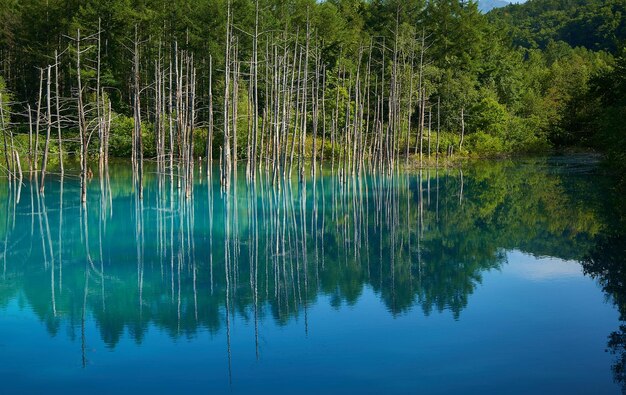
[0,158,624,394]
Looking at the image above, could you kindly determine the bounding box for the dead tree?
[222,1,232,189]
[459,107,465,152]
[436,97,440,161]
[251,0,260,180]
[206,55,214,176]
[55,50,64,175]
[76,29,89,204]
[299,12,310,183]
[133,25,144,200]
[34,69,44,171]
[0,90,11,181]
[40,65,52,193]
[97,18,103,172]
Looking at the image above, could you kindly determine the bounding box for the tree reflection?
[584,231,626,391]
[0,158,614,361]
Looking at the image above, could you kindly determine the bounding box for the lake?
[0,157,624,394]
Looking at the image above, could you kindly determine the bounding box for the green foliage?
[104,113,210,160]
[471,94,508,138]
[0,76,10,126]
[466,132,506,156]
[506,115,552,152]
[431,131,460,154]
[0,0,622,159]
[583,49,626,183]
[489,0,626,53]
[108,115,134,158]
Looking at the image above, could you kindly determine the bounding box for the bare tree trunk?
[222,1,232,188]
[186,64,196,199]
[428,107,433,159]
[232,52,239,180]
[414,28,426,157]
[320,65,326,168]
[436,97,440,161]
[352,48,363,177]
[419,89,425,166]
[300,11,310,183]
[264,40,271,174]
[459,107,465,152]
[28,104,33,173]
[406,42,415,166]
[154,41,162,172]
[0,91,10,181]
[40,65,52,193]
[34,69,44,170]
[55,50,63,175]
[133,25,144,200]
[13,150,22,181]
[105,98,111,165]
[311,43,320,178]
[206,55,213,176]
[251,0,259,180]
[289,47,303,179]
[97,18,103,172]
[169,58,174,184]
[76,29,88,204]
[246,78,252,180]
[331,64,340,175]
[282,38,298,177]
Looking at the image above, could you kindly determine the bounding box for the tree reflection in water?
[0,157,621,382]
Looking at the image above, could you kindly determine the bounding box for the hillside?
[489,0,626,52]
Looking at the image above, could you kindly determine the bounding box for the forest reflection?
[0,158,612,361]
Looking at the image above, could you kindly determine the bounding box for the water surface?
[0,158,624,394]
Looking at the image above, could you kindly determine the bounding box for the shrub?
[467,132,507,156]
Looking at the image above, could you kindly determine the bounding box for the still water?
[0,158,624,394]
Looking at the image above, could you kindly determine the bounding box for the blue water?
[0,158,623,394]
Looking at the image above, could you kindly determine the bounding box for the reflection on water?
[0,158,624,393]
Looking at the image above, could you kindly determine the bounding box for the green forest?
[0,0,624,181]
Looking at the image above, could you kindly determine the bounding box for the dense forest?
[0,0,624,187]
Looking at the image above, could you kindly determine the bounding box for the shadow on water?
[0,157,624,389]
